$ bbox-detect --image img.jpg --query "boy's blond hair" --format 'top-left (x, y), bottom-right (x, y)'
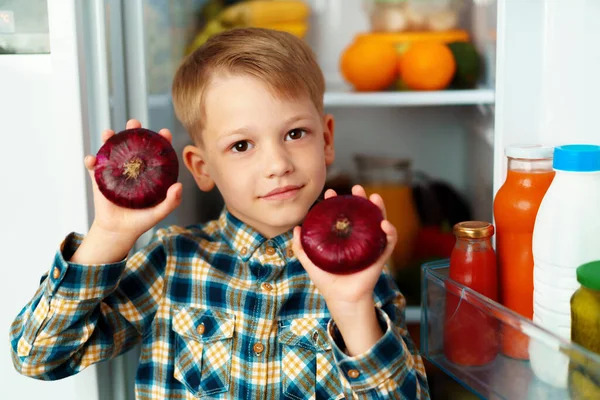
top-left (172, 27), bottom-right (325, 142)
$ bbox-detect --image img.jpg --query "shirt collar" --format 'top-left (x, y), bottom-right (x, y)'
top-left (218, 208), bottom-right (296, 262)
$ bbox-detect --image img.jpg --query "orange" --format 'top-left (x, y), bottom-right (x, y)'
top-left (340, 39), bottom-right (398, 91)
top-left (399, 41), bottom-right (456, 91)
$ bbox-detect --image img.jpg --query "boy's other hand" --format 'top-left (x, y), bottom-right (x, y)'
top-left (292, 185), bottom-right (398, 312)
top-left (84, 119), bottom-right (183, 242)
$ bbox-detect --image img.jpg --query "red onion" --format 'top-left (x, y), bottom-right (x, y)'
top-left (301, 195), bottom-right (387, 274)
top-left (94, 128), bottom-right (179, 209)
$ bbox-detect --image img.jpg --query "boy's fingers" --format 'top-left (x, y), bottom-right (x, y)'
top-left (84, 156), bottom-right (99, 190)
top-left (324, 189), bottom-right (337, 199)
top-left (152, 182), bottom-right (183, 220)
top-left (101, 129), bottom-right (114, 144)
top-left (369, 193), bottom-right (387, 219)
top-left (378, 220), bottom-right (397, 261)
top-left (351, 185), bottom-right (367, 198)
top-left (292, 227), bottom-right (311, 267)
top-left (158, 128), bottom-right (173, 144)
top-left (84, 155), bottom-right (96, 171)
top-left (126, 119), bottom-right (142, 130)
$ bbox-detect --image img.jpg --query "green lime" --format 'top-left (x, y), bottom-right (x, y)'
top-left (447, 41), bottom-right (482, 89)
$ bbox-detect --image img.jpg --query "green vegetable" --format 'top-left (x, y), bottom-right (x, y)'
top-left (447, 41), bottom-right (482, 89)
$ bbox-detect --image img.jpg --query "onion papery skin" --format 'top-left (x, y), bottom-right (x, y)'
top-left (301, 195), bottom-right (387, 274)
top-left (94, 128), bottom-right (179, 209)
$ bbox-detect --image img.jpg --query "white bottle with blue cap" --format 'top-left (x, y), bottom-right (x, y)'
top-left (529, 144), bottom-right (600, 388)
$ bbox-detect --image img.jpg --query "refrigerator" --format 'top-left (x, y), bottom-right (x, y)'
top-left (3, 0), bottom-right (600, 399)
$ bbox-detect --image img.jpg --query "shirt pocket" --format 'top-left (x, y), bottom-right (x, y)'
top-left (172, 307), bottom-right (235, 397)
top-left (278, 318), bottom-right (344, 400)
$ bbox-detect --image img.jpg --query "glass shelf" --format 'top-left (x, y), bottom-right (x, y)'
top-left (324, 87), bottom-right (495, 108)
top-left (420, 260), bottom-right (600, 400)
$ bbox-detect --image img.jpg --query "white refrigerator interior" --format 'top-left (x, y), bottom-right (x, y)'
top-left (2, 0), bottom-right (600, 399)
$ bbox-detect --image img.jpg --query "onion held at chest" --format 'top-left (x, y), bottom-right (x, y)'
top-left (300, 195), bottom-right (387, 274)
top-left (94, 128), bottom-right (179, 209)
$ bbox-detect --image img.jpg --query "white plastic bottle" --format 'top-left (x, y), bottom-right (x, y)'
top-left (530, 144), bottom-right (600, 388)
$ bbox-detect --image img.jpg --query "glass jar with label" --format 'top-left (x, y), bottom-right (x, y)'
top-left (494, 144), bottom-right (555, 360)
top-left (444, 221), bottom-right (499, 366)
top-left (354, 154), bottom-right (420, 271)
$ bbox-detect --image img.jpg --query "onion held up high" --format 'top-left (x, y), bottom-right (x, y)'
top-left (94, 128), bottom-right (179, 209)
top-left (300, 195), bottom-right (387, 274)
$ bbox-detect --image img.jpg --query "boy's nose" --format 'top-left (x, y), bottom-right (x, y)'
top-left (264, 146), bottom-right (294, 178)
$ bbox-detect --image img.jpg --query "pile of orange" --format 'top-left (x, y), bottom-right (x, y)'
top-left (340, 37), bottom-right (458, 92)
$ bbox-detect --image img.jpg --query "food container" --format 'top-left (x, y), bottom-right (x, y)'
top-left (421, 260), bottom-right (600, 399)
top-left (354, 154), bottom-right (420, 270)
top-left (363, 0), bottom-right (463, 33)
top-left (340, 29), bottom-right (472, 92)
top-left (493, 144), bottom-right (555, 360)
top-left (569, 260), bottom-right (600, 399)
top-left (444, 221), bottom-right (498, 366)
top-left (353, 29), bottom-right (469, 52)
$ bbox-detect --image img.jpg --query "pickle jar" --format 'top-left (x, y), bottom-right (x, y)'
top-left (569, 260), bottom-right (600, 398)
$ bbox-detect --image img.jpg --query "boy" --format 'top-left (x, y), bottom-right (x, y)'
top-left (10, 28), bottom-right (429, 399)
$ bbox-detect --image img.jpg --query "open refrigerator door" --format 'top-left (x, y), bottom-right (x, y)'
top-left (40, 0), bottom-right (600, 398)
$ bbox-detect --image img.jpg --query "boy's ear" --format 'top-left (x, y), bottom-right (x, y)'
top-left (323, 114), bottom-right (335, 165)
top-left (183, 144), bottom-right (215, 192)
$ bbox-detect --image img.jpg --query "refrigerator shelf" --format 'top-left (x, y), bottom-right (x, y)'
top-left (324, 86), bottom-right (495, 108)
top-left (145, 87), bottom-right (495, 112)
top-left (420, 260), bottom-right (600, 400)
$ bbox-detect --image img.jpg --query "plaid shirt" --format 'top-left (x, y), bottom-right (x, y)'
top-left (10, 209), bottom-right (429, 399)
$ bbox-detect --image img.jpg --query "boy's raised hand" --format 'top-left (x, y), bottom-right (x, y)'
top-left (84, 119), bottom-right (183, 242)
top-left (292, 185), bottom-right (398, 309)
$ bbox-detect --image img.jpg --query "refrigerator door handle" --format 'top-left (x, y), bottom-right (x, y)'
top-left (122, 0), bottom-right (150, 128)
top-left (79, 0), bottom-right (112, 154)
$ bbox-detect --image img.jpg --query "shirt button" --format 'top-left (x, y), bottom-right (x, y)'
top-left (240, 247), bottom-right (248, 255)
top-left (348, 369), bottom-right (360, 379)
top-left (196, 323), bottom-right (205, 335)
top-left (261, 282), bottom-right (273, 292)
top-left (265, 246), bottom-right (276, 255)
top-left (253, 342), bottom-right (265, 354)
top-left (286, 249), bottom-right (294, 258)
top-left (52, 267), bottom-right (60, 279)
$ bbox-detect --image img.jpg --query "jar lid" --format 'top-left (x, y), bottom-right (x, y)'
top-left (504, 144), bottom-right (554, 160)
top-left (453, 221), bottom-right (494, 239)
top-left (554, 144), bottom-right (600, 172)
top-left (576, 260), bottom-right (600, 291)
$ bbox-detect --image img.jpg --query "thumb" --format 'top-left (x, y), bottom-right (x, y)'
top-left (292, 226), bottom-right (320, 274)
top-left (152, 182), bottom-right (183, 220)
top-left (84, 155), bottom-right (99, 191)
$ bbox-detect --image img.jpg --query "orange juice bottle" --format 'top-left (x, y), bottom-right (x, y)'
top-left (355, 155), bottom-right (420, 271)
top-left (493, 145), bottom-right (555, 359)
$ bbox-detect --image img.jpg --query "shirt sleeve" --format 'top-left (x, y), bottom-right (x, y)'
top-left (9, 229), bottom-right (168, 381)
top-left (326, 269), bottom-right (431, 399)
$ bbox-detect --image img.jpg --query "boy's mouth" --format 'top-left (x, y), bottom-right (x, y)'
top-left (261, 185), bottom-right (304, 200)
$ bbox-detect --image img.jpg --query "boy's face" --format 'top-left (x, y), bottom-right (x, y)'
top-left (183, 74), bottom-right (335, 238)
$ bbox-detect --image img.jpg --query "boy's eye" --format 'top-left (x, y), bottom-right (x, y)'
top-left (231, 141), bottom-right (253, 153)
top-left (285, 129), bottom-right (306, 141)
